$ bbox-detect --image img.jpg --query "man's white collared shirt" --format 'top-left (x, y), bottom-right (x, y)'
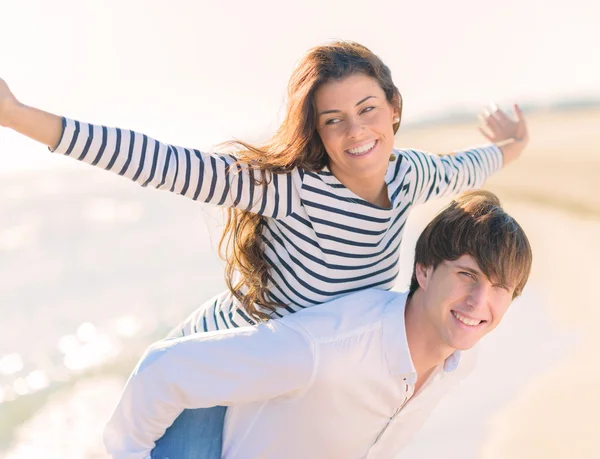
top-left (104, 289), bottom-right (474, 458)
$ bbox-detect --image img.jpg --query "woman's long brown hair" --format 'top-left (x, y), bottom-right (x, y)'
top-left (219, 41), bottom-right (402, 321)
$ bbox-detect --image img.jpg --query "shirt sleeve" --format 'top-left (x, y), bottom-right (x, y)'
top-left (401, 144), bottom-right (503, 206)
top-left (103, 322), bottom-right (314, 458)
top-left (50, 118), bottom-right (301, 218)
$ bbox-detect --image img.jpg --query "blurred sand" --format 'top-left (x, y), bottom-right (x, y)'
top-left (476, 210), bottom-right (600, 458)
top-left (401, 107), bottom-right (600, 458)
top-left (1, 107), bottom-right (598, 458)
top-left (3, 378), bottom-right (125, 459)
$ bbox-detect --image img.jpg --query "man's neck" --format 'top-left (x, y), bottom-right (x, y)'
top-left (404, 290), bottom-right (455, 383)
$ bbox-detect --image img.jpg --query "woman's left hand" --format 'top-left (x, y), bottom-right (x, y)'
top-left (478, 103), bottom-right (529, 166)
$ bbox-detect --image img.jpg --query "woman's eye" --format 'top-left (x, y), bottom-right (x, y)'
top-left (325, 118), bottom-right (341, 125)
top-left (361, 106), bottom-right (375, 114)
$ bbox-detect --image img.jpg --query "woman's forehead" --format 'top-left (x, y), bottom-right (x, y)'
top-left (314, 74), bottom-right (384, 109)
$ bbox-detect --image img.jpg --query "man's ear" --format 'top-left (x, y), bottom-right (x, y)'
top-left (415, 263), bottom-right (433, 290)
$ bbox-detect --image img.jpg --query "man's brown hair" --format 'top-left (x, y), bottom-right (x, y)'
top-left (408, 190), bottom-right (532, 299)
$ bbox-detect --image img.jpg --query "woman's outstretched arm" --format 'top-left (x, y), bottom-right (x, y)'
top-left (396, 103), bottom-right (529, 206)
top-left (0, 79), bottom-right (301, 218)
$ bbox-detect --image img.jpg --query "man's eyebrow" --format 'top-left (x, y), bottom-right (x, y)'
top-left (455, 264), bottom-right (513, 288)
top-left (454, 265), bottom-right (481, 275)
top-left (318, 95), bottom-right (377, 117)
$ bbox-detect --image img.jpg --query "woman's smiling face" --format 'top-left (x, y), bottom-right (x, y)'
top-left (314, 73), bottom-right (399, 188)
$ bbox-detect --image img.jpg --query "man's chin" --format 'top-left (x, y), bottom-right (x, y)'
top-left (447, 338), bottom-right (480, 352)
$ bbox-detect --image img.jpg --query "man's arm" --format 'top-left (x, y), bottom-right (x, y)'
top-left (103, 322), bottom-right (315, 458)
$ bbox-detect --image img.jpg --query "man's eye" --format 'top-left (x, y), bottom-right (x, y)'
top-left (460, 271), bottom-right (475, 280)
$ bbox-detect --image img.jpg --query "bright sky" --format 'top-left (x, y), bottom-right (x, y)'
top-left (1, 0), bottom-right (598, 172)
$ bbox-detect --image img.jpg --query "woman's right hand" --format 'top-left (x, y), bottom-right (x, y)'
top-left (0, 79), bottom-right (63, 147)
top-left (0, 78), bottom-right (20, 128)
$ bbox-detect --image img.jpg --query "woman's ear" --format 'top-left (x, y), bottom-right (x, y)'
top-left (393, 93), bottom-right (402, 122)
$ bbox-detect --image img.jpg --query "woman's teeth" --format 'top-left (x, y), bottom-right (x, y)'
top-left (452, 310), bottom-right (483, 327)
top-left (347, 140), bottom-right (376, 155)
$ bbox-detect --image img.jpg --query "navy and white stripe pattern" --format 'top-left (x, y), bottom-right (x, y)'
top-left (52, 118), bottom-right (503, 334)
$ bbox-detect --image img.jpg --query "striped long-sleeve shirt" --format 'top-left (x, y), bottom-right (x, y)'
top-left (51, 118), bottom-right (503, 332)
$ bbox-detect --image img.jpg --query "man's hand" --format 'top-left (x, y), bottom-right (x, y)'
top-left (479, 103), bottom-right (529, 166)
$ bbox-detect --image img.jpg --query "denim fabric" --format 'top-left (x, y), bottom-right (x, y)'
top-left (151, 406), bottom-right (226, 459)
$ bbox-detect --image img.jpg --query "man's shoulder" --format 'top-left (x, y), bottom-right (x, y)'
top-left (278, 289), bottom-right (407, 342)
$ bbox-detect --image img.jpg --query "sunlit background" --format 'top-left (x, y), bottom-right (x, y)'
top-left (1, 0), bottom-right (599, 457)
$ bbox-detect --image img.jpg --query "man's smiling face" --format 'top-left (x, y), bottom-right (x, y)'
top-left (416, 254), bottom-right (515, 351)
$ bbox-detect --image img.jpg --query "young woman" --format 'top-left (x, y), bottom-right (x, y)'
top-left (0, 41), bottom-right (527, 458)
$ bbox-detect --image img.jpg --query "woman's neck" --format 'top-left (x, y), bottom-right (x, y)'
top-left (355, 182), bottom-right (390, 208)
top-left (331, 166), bottom-right (390, 208)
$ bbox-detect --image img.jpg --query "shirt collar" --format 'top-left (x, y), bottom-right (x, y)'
top-left (443, 350), bottom-right (461, 372)
top-left (381, 292), bottom-right (462, 377)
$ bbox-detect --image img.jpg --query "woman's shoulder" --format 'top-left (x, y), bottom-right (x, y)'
top-left (393, 147), bottom-right (427, 158)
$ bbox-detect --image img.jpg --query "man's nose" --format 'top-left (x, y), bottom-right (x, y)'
top-left (467, 284), bottom-right (490, 310)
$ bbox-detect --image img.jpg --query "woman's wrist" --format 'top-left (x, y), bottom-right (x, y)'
top-left (497, 138), bottom-right (527, 166)
top-left (1, 101), bottom-right (63, 148)
top-left (0, 98), bottom-right (23, 129)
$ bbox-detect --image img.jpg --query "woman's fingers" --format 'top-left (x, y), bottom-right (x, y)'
top-left (492, 107), bottom-right (512, 126)
top-left (513, 104), bottom-right (529, 141)
top-left (481, 109), bottom-right (504, 134)
top-left (514, 103), bottom-right (525, 122)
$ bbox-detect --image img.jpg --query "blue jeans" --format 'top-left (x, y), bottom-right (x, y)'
top-left (151, 406), bottom-right (226, 459)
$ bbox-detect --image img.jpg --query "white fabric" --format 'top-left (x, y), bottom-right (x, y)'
top-left (104, 289), bottom-right (474, 458)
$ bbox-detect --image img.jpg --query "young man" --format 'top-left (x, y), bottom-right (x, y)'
top-left (104, 190), bottom-right (532, 459)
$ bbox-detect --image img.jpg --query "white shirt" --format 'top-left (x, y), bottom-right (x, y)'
top-left (104, 289), bottom-right (475, 458)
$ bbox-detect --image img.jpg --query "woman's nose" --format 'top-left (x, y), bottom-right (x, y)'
top-left (346, 117), bottom-right (365, 138)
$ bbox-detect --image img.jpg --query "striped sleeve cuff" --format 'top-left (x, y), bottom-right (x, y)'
top-left (48, 116), bottom-right (72, 154)
top-left (487, 143), bottom-right (504, 170)
top-left (479, 143), bottom-right (504, 172)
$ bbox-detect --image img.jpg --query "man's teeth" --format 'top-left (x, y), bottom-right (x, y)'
top-left (347, 141), bottom-right (376, 155)
top-left (452, 311), bottom-right (482, 327)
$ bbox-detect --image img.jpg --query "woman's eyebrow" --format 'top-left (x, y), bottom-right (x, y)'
top-left (318, 95), bottom-right (377, 117)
